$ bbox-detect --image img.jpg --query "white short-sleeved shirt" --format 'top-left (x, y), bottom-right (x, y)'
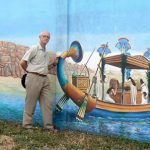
top-left (22, 45), bottom-right (56, 75)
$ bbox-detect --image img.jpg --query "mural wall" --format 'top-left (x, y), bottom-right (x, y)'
top-left (1, 0), bottom-right (150, 142)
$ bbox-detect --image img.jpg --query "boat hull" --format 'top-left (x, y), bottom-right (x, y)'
top-left (63, 83), bottom-right (96, 112)
top-left (96, 100), bottom-right (150, 112)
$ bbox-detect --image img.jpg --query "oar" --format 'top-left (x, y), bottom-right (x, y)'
top-left (55, 94), bottom-right (69, 112)
top-left (76, 95), bottom-right (88, 120)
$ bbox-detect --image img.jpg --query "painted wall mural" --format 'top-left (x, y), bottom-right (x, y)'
top-left (1, 0), bottom-right (150, 142)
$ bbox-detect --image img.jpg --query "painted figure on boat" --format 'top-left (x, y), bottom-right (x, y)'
top-left (140, 78), bottom-right (148, 104)
top-left (128, 77), bottom-right (137, 105)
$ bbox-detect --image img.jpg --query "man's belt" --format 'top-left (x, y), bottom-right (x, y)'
top-left (29, 72), bottom-right (47, 77)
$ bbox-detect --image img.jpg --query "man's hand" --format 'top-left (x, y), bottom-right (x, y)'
top-left (48, 56), bottom-right (59, 70)
top-left (53, 56), bottom-right (59, 66)
top-left (20, 60), bottom-right (28, 72)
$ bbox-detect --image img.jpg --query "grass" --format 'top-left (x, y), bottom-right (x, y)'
top-left (0, 121), bottom-right (150, 150)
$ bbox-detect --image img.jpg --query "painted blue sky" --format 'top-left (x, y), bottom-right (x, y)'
top-left (1, 0), bottom-right (150, 59)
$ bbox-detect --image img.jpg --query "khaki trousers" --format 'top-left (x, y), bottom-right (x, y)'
top-left (23, 73), bottom-right (52, 128)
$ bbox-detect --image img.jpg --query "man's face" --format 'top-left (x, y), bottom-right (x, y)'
top-left (39, 32), bottom-right (50, 45)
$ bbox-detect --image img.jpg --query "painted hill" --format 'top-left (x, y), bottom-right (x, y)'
top-left (0, 41), bottom-right (93, 78)
top-left (0, 41), bottom-right (28, 77)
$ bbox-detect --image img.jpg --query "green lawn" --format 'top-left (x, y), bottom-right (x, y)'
top-left (0, 121), bottom-right (150, 150)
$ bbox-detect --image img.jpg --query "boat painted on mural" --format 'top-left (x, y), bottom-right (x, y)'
top-left (56, 39), bottom-right (150, 119)
top-left (54, 39), bottom-right (150, 142)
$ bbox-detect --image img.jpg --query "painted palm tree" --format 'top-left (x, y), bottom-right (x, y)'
top-left (97, 43), bottom-right (111, 56)
top-left (125, 52), bottom-right (131, 80)
top-left (116, 38), bottom-right (131, 104)
top-left (97, 43), bottom-right (111, 100)
top-left (144, 48), bottom-right (150, 59)
top-left (97, 43), bottom-right (111, 76)
top-left (144, 48), bottom-right (150, 102)
top-left (116, 38), bottom-right (131, 54)
top-left (126, 68), bottom-right (131, 80)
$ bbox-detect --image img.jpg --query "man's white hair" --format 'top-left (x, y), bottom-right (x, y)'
top-left (39, 31), bottom-right (50, 37)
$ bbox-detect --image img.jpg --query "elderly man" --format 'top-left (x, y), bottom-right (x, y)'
top-left (20, 31), bottom-right (58, 130)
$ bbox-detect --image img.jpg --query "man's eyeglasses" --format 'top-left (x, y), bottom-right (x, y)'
top-left (41, 35), bottom-right (50, 39)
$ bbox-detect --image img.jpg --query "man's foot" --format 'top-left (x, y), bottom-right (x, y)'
top-left (44, 126), bottom-right (58, 133)
top-left (23, 125), bottom-right (33, 129)
top-left (23, 125), bottom-right (38, 130)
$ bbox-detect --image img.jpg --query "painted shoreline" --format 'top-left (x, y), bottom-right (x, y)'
top-left (0, 75), bottom-right (59, 95)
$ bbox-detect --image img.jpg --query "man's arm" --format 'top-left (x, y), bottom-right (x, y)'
top-left (20, 46), bottom-right (37, 72)
top-left (48, 56), bottom-right (59, 70)
top-left (20, 60), bottom-right (28, 72)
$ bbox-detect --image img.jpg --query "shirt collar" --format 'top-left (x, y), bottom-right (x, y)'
top-left (38, 44), bottom-right (46, 51)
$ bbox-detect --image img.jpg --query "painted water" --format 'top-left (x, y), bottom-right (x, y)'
top-left (0, 93), bottom-right (42, 125)
top-left (54, 104), bottom-right (150, 142)
top-left (1, 92), bottom-right (150, 142)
